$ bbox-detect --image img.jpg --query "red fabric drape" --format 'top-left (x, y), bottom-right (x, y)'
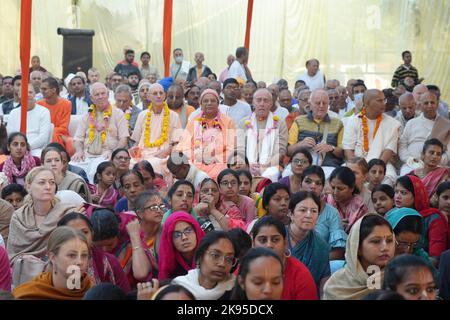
top-left (20, 0), bottom-right (32, 133)
top-left (244, 0), bottom-right (254, 50)
top-left (163, 0), bottom-right (173, 77)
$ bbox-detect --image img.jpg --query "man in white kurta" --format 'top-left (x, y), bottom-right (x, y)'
top-left (399, 92), bottom-right (450, 175)
top-left (7, 84), bottom-right (52, 157)
top-left (238, 88), bottom-right (288, 182)
top-left (131, 83), bottom-right (182, 176)
top-left (343, 89), bottom-right (401, 186)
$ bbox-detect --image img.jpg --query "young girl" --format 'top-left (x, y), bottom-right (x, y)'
top-left (383, 254), bottom-right (437, 300)
top-left (1, 183), bottom-right (27, 210)
top-left (367, 159), bottom-right (386, 192)
top-left (346, 157), bottom-right (374, 212)
top-left (89, 161), bottom-right (119, 210)
top-left (371, 184), bottom-right (395, 216)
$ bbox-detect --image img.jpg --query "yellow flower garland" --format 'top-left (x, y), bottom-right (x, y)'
top-left (88, 104), bottom-right (112, 144)
top-left (124, 108), bottom-right (131, 129)
top-left (144, 102), bottom-right (170, 148)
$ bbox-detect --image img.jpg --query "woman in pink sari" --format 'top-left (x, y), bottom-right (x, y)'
top-left (217, 169), bottom-right (257, 230)
top-left (411, 138), bottom-right (449, 198)
top-left (326, 167), bottom-right (368, 233)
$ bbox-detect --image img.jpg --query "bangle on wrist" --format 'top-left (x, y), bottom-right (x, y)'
top-left (217, 215), bottom-right (226, 223)
top-left (133, 245), bottom-right (142, 251)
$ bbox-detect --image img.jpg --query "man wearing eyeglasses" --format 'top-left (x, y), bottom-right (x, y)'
top-left (343, 89), bottom-right (401, 186)
top-left (288, 89), bottom-right (344, 178)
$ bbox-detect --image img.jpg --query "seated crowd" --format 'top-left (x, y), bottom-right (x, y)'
top-left (0, 48), bottom-right (449, 301)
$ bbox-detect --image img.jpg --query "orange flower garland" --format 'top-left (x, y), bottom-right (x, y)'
top-left (360, 108), bottom-right (382, 153)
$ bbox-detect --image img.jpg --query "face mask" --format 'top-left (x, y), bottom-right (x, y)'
top-left (175, 56), bottom-right (183, 63)
top-left (354, 93), bottom-right (364, 102)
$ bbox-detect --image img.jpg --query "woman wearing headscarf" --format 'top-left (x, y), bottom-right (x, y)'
top-left (323, 214), bottom-right (395, 300)
top-left (394, 175), bottom-right (448, 258)
top-left (158, 212), bottom-right (205, 281)
top-left (176, 89), bottom-right (236, 180)
top-left (385, 207), bottom-right (436, 275)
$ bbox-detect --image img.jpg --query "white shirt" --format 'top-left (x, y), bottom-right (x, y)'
top-left (227, 60), bottom-right (247, 82)
top-left (186, 165), bottom-right (210, 189)
top-left (224, 100), bottom-right (252, 126)
top-left (272, 105), bottom-right (289, 121)
top-left (343, 113), bottom-right (401, 161)
top-left (297, 70), bottom-right (325, 91)
top-left (75, 96), bottom-right (90, 115)
top-left (399, 114), bottom-right (450, 162)
top-left (7, 105), bottom-right (52, 151)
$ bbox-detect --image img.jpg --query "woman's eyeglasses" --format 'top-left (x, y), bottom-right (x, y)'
top-left (144, 204), bottom-right (166, 212)
top-left (173, 226), bottom-right (194, 240)
top-left (292, 159), bottom-right (309, 166)
top-left (206, 250), bottom-right (238, 267)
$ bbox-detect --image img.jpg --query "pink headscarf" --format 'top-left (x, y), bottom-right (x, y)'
top-left (199, 88), bottom-right (220, 104)
top-left (158, 211), bottom-right (205, 280)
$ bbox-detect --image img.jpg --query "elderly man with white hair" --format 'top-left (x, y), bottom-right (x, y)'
top-left (71, 82), bottom-right (129, 182)
top-left (130, 83), bottom-right (182, 174)
top-left (237, 88), bottom-right (288, 181)
top-left (395, 92), bottom-right (419, 133)
top-left (399, 91), bottom-right (450, 175)
top-left (288, 89), bottom-right (344, 178)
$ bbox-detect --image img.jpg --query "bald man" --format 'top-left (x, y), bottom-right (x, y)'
top-left (343, 89), bottom-right (401, 186)
top-left (72, 82), bottom-right (129, 182)
top-left (131, 83), bottom-right (182, 174)
top-left (395, 92), bottom-right (419, 132)
top-left (288, 89), bottom-right (344, 177)
top-left (297, 58), bottom-right (326, 91)
top-left (399, 91), bottom-right (450, 174)
top-left (237, 88), bottom-right (288, 181)
top-left (412, 84), bottom-right (428, 104)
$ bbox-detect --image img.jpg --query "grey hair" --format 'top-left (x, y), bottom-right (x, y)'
top-left (309, 88), bottom-right (328, 103)
top-left (134, 190), bottom-right (163, 212)
top-left (327, 88), bottom-right (339, 95)
top-left (138, 81), bottom-right (152, 92)
top-left (115, 84), bottom-right (133, 97)
top-left (89, 82), bottom-right (108, 96)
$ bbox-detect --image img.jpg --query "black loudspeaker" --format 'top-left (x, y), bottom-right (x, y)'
top-left (57, 28), bottom-right (95, 78)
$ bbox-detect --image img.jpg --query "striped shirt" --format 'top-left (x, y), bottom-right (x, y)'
top-left (391, 64), bottom-right (419, 87)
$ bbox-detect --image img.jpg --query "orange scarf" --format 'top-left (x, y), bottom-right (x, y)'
top-left (13, 272), bottom-right (92, 300)
top-left (360, 108), bottom-right (382, 153)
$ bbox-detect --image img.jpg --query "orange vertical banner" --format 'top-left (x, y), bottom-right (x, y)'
top-left (20, 0), bottom-right (32, 133)
top-left (244, 0), bottom-right (254, 50)
top-left (163, 0), bottom-right (173, 77)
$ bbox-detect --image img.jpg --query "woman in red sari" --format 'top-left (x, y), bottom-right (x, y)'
top-left (410, 139), bottom-right (449, 198)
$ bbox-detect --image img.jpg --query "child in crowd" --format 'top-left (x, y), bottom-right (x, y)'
top-left (1, 183), bottom-right (27, 210)
top-left (89, 161), bottom-right (119, 210)
top-left (367, 159), bottom-right (386, 191)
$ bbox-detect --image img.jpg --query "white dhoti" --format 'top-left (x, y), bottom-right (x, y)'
top-left (70, 156), bottom-right (109, 183)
